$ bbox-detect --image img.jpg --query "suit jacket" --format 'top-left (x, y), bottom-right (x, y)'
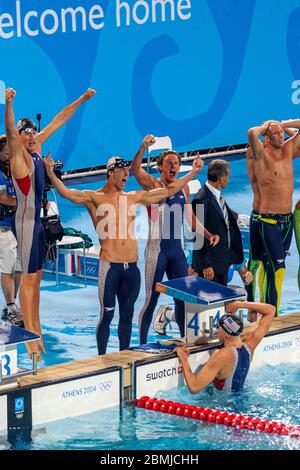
top-left (192, 185), bottom-right (244, 276)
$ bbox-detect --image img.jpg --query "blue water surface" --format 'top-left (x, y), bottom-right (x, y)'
top-left (5, 157), bottom-right (300, 450)
top-left (2, 363), bottom-right (299, 451)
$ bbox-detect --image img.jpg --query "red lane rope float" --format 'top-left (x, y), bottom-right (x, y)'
top-left (132, 397), bottom-right (300, 439)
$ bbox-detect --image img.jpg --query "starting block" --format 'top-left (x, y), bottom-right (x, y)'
top-left (156, 276), bottom-right (246, 343)
top-left (0, 321), bottom-right (40, 387)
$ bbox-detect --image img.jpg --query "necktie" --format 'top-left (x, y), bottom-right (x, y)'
top-left (220, 195), bottom-right (231, 247)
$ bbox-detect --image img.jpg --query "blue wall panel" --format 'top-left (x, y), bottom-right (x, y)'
top-left (0, 0), bottom-right (300, 169)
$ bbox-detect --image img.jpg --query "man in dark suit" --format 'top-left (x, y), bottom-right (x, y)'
top-left (192, 159), bottom-right (244, 285)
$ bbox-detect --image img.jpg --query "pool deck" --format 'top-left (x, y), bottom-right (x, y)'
top-left (1, 311), bottom-right (299, 395)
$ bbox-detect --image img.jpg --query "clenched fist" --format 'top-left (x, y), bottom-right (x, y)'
top-left (5, 88), bottom-right (16, 102)
top-left (142, 134), bottom-right (156, 148)
top-left (81, 88), bottom-right (96, 102)
top-left (192, 155), bottom-right (204, 175)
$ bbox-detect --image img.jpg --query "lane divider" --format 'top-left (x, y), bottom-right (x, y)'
top-left (131, 397), bottom-right (300, 438)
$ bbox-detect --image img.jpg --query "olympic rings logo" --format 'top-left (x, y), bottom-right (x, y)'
top-left (294, 337), bottom-right (300, 347)
top-left (98, 380), bottom-right (112, 391)
top-left (86, 265), bottom-right (97, 274)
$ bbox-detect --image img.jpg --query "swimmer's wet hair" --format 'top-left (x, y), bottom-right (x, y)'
top-left (157, 150), bottom-right (181, 170)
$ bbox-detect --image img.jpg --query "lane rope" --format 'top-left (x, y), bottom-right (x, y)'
top-left (132, 396), bottom-right (300, 438)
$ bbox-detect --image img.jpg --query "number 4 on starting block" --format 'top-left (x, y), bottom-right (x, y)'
top-left (186, 307), bottom-right (224, 343)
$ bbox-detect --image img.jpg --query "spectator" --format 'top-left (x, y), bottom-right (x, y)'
top-left (0, 135), bottom-right (23, 326)
top-left (191, 159), bottom-right (245, 285)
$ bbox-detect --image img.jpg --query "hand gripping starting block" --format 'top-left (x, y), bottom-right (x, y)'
top-left (156, 276), bottom-right (246, 343)
top-left (0, 321), bottom-right (40, 387)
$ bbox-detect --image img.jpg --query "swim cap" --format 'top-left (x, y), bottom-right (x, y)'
top-left (17, 117), bottom-right (37, 133)
top-left (218, 314), bottom-right (243, 336)
top-left (106, 156), bottom-right (130, 171)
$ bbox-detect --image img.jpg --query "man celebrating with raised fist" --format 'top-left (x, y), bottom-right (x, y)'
top-left (5, 87), bottom-right (96, 361)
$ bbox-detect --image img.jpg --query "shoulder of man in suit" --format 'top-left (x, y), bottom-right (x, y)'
top-left (192, 192), bottom-right (205, 202)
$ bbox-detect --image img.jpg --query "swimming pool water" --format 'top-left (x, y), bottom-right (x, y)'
top-left (5, 157), bottom-right (300, 451)
top-left (2, 363), bottom-right (300, 451)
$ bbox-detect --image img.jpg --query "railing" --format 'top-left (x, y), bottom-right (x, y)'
top-left (61, 145), bottom-right (248, 185)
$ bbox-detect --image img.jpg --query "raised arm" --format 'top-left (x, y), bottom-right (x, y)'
top-left (246, 147), bottom-right (256, 184)
top-left (136, 156), bottom-right (204, 205)
top-left (167, 156), bottom-right (203, 196)
top-left (131, 134), bottom-right (161, 190)
top-left (281, 119), bottom-right (300, 158)
top-left (134, 187), bottom-right (168, 206)
top-left (284, 127), bottom-right (297, 138)
top-left (38, 88), bottom-right (96, 144)
top-left (44, 154), bottom-right (94, 205)
top-left (175, 347), bottom-right (225, 394)
top-left (247, 122), bottom-right (269, 161)
top-left (4, 89), bottom-right (22, 155)
top-left (5, 88), bottom-right (29, 178)
top-left (226, 300), bottom-right (275, 351)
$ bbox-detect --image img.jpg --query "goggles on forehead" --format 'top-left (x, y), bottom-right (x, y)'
top-left (21, 128), bottom-right (37, 135)
top-left (17, 118), bottom-right (37, 133)
top-left (106, 157), bottom-right (130, 172)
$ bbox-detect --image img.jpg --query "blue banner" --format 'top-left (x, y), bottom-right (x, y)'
top-left (1, 0), bottom-right (300, 169)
